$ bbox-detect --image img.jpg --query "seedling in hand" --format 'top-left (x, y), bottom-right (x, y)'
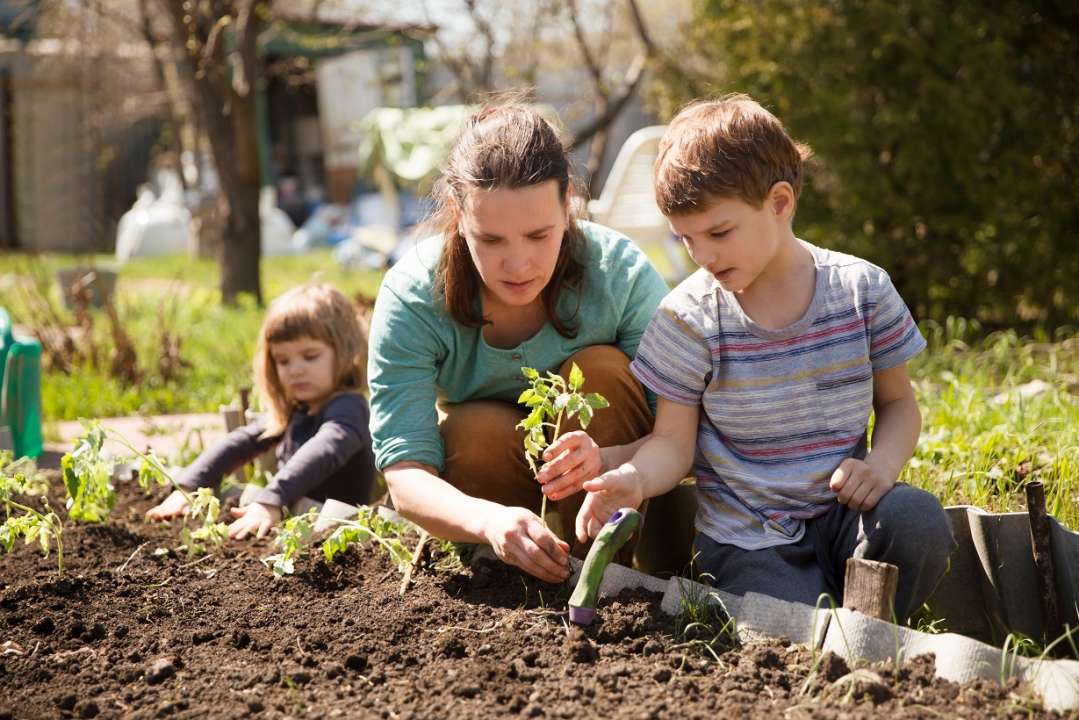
top-left (516, 363), bottom-right (609, 525)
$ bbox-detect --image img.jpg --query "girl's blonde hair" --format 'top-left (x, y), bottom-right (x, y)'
top-left (254, 284), bottom-right (368, 435)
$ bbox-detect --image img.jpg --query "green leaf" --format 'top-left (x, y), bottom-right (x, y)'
top-left (585, 393), bottom-right (610, 409)
top-left (517, 388), bottom-right (535, 405)
top-left (568, 362), bottom-right (584, 391)
top-left (522, 367), bottom-right (540, 381)
top-left (579, 404), bottom-right (594, 429)
top-left (553, 393), bottom-right (570, 413)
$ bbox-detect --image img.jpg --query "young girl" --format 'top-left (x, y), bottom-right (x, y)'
top-left (147, 284), bottom-right (376, 540)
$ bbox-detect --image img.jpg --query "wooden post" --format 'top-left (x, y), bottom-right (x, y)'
top-left (843, 558), bottom-right (899, 621)
top-left (1025, 481), bottom-right (1063, 646)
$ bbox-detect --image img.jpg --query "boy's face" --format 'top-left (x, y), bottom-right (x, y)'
top-left (667, 188), bottom-right (792, 295)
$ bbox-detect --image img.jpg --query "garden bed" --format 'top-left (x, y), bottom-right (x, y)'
top-left (0, 476), bottom-right (1057, 719)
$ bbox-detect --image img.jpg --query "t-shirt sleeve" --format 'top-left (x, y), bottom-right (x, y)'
top-left (629, 297), bottom-right (711, 406)
top-left (255, 395), bottom-right (371, 507)
top-left (367, 282), bottom-right (446, 472)
top-left (868, 271), bottom-right (926, 372)
top-left (614, 257), bottom-right (670, 362)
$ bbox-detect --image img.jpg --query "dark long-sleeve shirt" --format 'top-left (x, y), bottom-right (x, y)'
top-left (176, 393), bottom-right (376, 508)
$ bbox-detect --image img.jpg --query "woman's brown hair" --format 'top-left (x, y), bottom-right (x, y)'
top-left (253, 284), bottom-right (368, 435)
top-left (430, 104), bottom-right (585, 337)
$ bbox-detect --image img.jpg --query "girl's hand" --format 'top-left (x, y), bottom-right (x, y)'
top-left (576, 464), bottom-right (644, 543)
top-left (482, 506), bottom-right (571, 584)
top-left (829, 458), bottom-right (895, 511)
top-left (535, 431), bottom-right (602, 501)
top-left (146, 489), bottom-right (190, 521)
top-left (228, 502), bottom-right (283, 540)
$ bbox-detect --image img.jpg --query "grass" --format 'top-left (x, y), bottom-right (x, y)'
top-left (0, 251), bottom-right (381, 419)
top-left (2, 253), bottom-right (1077, 530)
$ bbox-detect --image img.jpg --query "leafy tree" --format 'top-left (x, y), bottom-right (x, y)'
top-left (651, 0), bottom-right (1079, 329)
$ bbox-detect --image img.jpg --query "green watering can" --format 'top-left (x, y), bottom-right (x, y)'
top-left (0, 307), bottom-right (43, 459)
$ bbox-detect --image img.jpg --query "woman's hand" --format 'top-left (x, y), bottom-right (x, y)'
top-left (146, 489), bottom-right (190, 521)
top-left (228, 502), bottom-right (283, 540)
top-left (576, 464), bottom-right (645, 543)
top-left (483, 506), bottom-right (570, 583)
top-left (534, 431), bottom-right (603, 501)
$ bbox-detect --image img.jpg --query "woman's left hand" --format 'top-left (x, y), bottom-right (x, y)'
top-left (228, 502), bottom-right (283, 540)
top-left (535, 431), bottom-right (603, 501)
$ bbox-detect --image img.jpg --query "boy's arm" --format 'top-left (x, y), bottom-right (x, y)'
top-left (576, 398), bottom-right (699, 542)
top-left (830, 362), bottom-right (921, 511)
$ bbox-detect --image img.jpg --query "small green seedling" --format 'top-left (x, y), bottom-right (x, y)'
top-left (516, 363), bottom-right (609, 524)
top-left (322, 506), bottom-right (412, 571)
top-left (61, 424), bottom-right (116, 523)
top-left (0, 452), bottom-right (64, 575)
top-left (178, 488), bottom-right (228, 556)
top-left (263, 508), bottom-right (319, 577)
top-left (263, 506), bottom-right (415, 577)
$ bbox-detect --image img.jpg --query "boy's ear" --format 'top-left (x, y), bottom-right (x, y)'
top-left (769, 182), bottom-right (796, 219)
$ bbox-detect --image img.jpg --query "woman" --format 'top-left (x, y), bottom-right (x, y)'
top-left (368, 104), bottom-right (689, 583)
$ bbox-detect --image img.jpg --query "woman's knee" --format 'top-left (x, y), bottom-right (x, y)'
top-left (440, 401), bottom-right (529, 489)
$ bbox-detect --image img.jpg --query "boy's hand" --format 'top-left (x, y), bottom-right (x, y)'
top-left (535, 431), bottom-right (602, 501)
top-left (829, 458), bottom-right (895, 511)
top-left (576, 464), bottom-right (644, 543)
top-left (146, 489), bottom-right (190, 521)
top-left (482, 506), bottom-right (570, 584)
top-left (228, 502), bottom-right (282, 540)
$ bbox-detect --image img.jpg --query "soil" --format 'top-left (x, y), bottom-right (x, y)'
top-left (0, 475), bottom-right (1063, 719)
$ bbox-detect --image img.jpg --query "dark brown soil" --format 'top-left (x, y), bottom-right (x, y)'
top-left (0, 475), bottom-right (1061, 719)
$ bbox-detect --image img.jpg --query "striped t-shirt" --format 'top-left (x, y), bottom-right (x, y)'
top-left (630, 242), bottom-right (926, 550)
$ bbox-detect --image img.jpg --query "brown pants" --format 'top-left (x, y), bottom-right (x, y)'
top-left (439, 345), bottom-right (696, 576)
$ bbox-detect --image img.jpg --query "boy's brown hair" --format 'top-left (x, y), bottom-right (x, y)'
top-left (254, 284), bottom-right (368, 435)
top-left (655, 94), bottom-right (813, 215)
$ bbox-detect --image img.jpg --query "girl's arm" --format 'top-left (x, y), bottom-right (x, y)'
top-left (385, 461), bottom-right (571, 584)
top-left (148, 421), bottom-right (276, 521)
top-left (576, 397), bottom-right (699, 542)
top-left (830, 362), bottom-right (921, 510)
top-left (174, 421), bottom-right (277, 491)
top-left (252, 395), bottom-right (368, 508)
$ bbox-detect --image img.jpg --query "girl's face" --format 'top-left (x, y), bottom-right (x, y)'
top-left (458, 180), bottom-right (569, 311)
top-left (270, 336), bottom-right (337, 410)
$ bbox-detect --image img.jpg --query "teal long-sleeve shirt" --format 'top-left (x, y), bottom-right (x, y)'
top-left (368, 220), bottom-right (670, 472)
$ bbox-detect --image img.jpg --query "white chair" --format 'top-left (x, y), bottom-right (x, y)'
top-left (587, 125), bottom-right (690, 283)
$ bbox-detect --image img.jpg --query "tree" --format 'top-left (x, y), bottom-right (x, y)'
top-left (160, 0), bottom-right (266, 305)
top-left (652, 0), bottom-right (1079, 329)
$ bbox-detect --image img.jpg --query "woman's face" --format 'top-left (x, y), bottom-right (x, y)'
top-left (458, 179), bottom-right (569, 311)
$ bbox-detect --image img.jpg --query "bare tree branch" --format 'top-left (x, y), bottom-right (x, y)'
top-left (568, 51), bottom-right (645, 150)
top-left (566, 0), bottom-right (606, 98)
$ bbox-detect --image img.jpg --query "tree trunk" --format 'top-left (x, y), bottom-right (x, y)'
top-left (218, 92), bottom-right (262, 305)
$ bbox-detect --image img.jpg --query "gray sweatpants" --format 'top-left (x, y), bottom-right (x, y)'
top-left (693, 484), bottom-right (957, 623)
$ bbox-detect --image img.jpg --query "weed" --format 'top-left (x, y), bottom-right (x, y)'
top-left (671, 574), bottom-right (738, 663)
top-left (516, 363), bottom-right (609, 524)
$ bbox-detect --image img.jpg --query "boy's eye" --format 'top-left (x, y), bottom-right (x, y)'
top-left (709, 230), bottom-right (730, 239)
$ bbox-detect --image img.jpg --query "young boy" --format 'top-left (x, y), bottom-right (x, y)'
top-left (575, 95), bottom-right (956, 622)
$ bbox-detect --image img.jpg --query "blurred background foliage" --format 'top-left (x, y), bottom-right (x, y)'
top-left (649, 0), bottom-right (1079, 330)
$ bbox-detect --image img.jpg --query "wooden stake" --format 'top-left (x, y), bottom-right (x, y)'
top-left (399, 530), bottom-right (430, 596)
top-left (1025, 481), bottom-right (1063, 646)
top-left (843, 558), bottom-right (899, 621)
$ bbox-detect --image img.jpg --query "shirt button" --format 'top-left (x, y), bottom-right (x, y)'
top-left (511, 353), bottom-right (523, 361)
